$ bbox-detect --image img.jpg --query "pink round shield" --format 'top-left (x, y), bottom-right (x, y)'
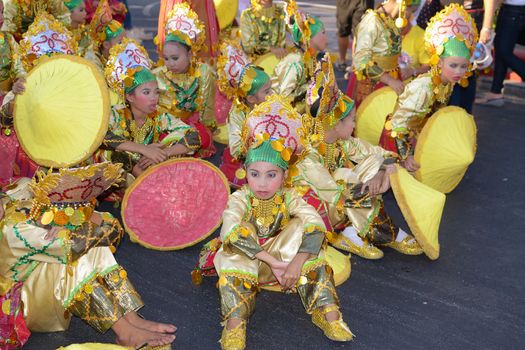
top-left (122, 158), bottom-right (230, 250)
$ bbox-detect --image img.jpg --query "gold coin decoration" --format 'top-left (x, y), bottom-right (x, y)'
top-left (298, 276), bottom-right (308, 285)
top-left (64, 207), bottom-right (75, 216)
top-left (69, 210), bottom-right (85, 226)
top-left (235, 168), bottom-right (246, 179)
top-left (40, 210), bottom-right (54, 225)
top-left (53, 211), bottom-right (69, 226)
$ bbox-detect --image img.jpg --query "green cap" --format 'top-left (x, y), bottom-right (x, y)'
top-left (165, 32), bottom-right (192, 48)
top-left (63, 0), bottom-right (83, 11)
top-left (441, 37), bottom-right (471, 60)
top-left (292, 15), bottom-right (324, 45)
top-left (104, 20), bottom-right (124, 42)
top-left (124, 67), bottom-right (157, 94)
top-left (339, 96), bottom-right (355, 120)
top-left (245, 66), bottom-right (270, 96)
top-left (245, 140), bottom-right (288, 170)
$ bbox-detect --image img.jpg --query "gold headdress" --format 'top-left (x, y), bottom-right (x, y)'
top-left (18, 12), bottom-right (78, 71)
top-left (157, 2), bottom-right (205, 54)
top-left (104, 37), bottom-right (154, 99)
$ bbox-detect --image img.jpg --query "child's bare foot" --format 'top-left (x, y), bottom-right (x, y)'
top-left (125, 311), bottom-right (177, 333)
top-left (113, 317), bottom-right (176, 348)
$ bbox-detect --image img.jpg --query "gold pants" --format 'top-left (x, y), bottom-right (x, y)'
top-left (214, 218), bottom-right (338, 320)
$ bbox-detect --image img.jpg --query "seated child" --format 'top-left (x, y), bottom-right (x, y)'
top-left (214, 103), bottom-right (354, 350)
top-left (154, 2), bottom-right (216, 158)
top-left (101, 39), bottom-right (201, 177)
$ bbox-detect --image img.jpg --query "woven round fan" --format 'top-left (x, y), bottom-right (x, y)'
top-left (261, 246), bottom-right (351, 292)
top-left (14, 56), bottom-right (109, 167)
top-left (254, 53), bottom-right (279, 76)
top-left (355, 86), bottom-right (397, 145)
top-left (122, 158), bottom-right (230, 250)
top-left (214, 0), bottom-right (238, 29)
top-left (415, 106), bottom-right (477, 193)
top-left (390, 165), bottom-right (446, 260)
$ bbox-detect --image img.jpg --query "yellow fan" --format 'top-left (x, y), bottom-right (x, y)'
top-left (390, 165), bottom-right (446, 260)
top-left (213, 124), bottom-right (229, 145)
top-left (214, 0), bottom-right (239, 29)
top-left (355, 86), bottom-right (397, 145)
top-left (254, 53), bottom-right (279, 76)
top-left (58, 344), bottom-right (130, 350)
top-left (14, 56), bottom-right (109, 167)
top-left (261, 246), bottom-right (351, 292)
top-left (415, 106), bottom-right (477, 193)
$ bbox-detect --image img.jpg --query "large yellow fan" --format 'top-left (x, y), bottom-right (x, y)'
top-left (254, 52), bottom-right (279, 76)
top-left (261, 246), bottom-right (351, 292)
top-left (415, 106), bottom-right (477, 193)
top-left (214, 0), bottom-right (239, 29)
top-left (14, 56), bottom-right (109, 167)
top-left (390, 165), bottom-right (446, 260)
top-left (355, 86), bottom-right (397, 145)
top-left (58, 344), bottom-right (129, 350)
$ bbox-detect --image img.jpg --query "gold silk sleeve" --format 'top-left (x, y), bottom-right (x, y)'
top-left (50, 0), bottom-right (72, 26)
top-left (286, 189), bottom-right (326, 256)
top-left (294, 150), bottom-right (343, 207)
top-left (2, 0), bottom-right (19, 33)
top-left (227, 103), bottom-right (246, 159)
top-left (352, 11), bottom-right (385, 81)
top-left (220, 187), bottom-right (263, 259)
top-left (390, 75), bottom-right (433, 135)
top-left (341, 137), bottom-right (395, 164)
top-left (198, 63), bottom-right (217, 129)
top-left (157, 113), bottom-right (201, 152)
top-left (240, 9), bottom-right (259, 55)
top-left (272, 53), bottom-right (306, 101)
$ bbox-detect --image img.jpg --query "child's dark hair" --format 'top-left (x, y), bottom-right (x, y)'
top-left (309, 87), bottom-right (324, 118)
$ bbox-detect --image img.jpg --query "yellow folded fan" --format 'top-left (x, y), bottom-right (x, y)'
top-left (261, 246), bottom-right (351, 292)
top-left (390, 165), bottom-right (446, 260)
top-left (415, 106), bottom-right (477, 194)
top-left (214, 0), bottom-right (239, 29)
top-left (355, 86), bottom-right (397, 145)
top-left (14, 56), bottom-right (110, 167)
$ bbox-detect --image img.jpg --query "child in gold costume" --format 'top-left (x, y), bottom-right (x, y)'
top-left (297, 54), bottom-right (423, 259)
top-left (101, 38), bottom-right (201, 177)
top-left (379, 4), bottom-right (478, 172)
top-left (154, 2), bottom-right (216, 158)
top-left (0, 163), bottom-right (177, 349)
top-left (1, 0), bottom-right (70, 36)
top-left (348, 0), bottom-right (420, 106)
top-left (216, 42), bottom-right (272, 187)
top-left (214, 98), bottom-right (354, 350)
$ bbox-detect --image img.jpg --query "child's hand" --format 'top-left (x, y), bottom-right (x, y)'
top-left (401, 155), bottom-right (420, 172)
top-left (0, 205), bottom-right (4, 221)
top-left (362, 171), bottom-right (384, 196)
top-left (281, 259), bottom-right (303, 290)
top-left (141, 143), bottom-right (168, 164)
top-left (12, 78), bottom-right (26, 95)
top-left (44, 226), bottom-right (66, 240)
top-left (270, 260), bottom-right (288, 286)
top-left (388, 79), bottom-right (404, 95)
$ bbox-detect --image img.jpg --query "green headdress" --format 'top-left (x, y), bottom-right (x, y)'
top-left (123, 66), bottom-right (157, 94)
top-left (291, 15), bottom-right (324, 46)
top-left (245, 135), bottom-right (289, 170)
top-left (103, 20), bottom-right (124, 42)
top-left (63, 0), bottom-right (83, 11)
top-left (160, 3), bottom-right (205, 53)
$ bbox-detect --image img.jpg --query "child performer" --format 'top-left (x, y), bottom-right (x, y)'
top-left (214, 99), bottom-right (354, 350)
top-left (0, 163), bottom-right (176, 348)
top-left (101, 39), bottom-right (201, 177)
top-left (301, 54), bottom-right (422, 257)
top-left (239, 0), bottom-right (288, 59)
top-left (348, 0), bottom-right (420, 106)
top-left (379, 4), bottom-right (478, 172)
top-left (154, 2), bottom-right (216, 158)
top-left (217, 42), bottom-right (272, 187)
top-left (272, 1), bottom-right (328, 110)
top-left (1, 0), bottom-right (71, 36)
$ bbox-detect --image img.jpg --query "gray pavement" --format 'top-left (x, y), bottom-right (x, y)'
top-left (23, 1), bottom-right (525, 349)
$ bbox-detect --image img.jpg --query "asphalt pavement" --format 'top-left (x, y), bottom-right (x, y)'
top-left (23, 1), bottom-right (525, 349)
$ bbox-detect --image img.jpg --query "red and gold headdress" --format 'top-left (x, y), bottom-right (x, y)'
top-left (18, 12), bottom-right (78, 71)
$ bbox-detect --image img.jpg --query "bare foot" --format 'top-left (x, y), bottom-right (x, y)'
top-left (113, 317), bottom-right (176, 348)
top-left (125, 311), bottom-right (177, 333)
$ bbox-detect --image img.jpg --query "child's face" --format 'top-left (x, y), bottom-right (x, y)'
top-left (71, 3), bottom-right (87, 26)
top-left (126, 81), bottom-right (160, 115)
top-left (439, 56), bottom-right (469, 83)
top-left (310, 29), bottom-right (328, 52)
top-left (163, 41), bottom-right (192, 74)
top-left (102, 31), bottom-right (125, 57)
top-left (333, 109), bottom-right (356, 140)
top-left (246, 80), bottom-right (272, 107)
top-left (258, 0), bottom-right (273, 8)
top-left (246, 161), bottom-right (286, 200)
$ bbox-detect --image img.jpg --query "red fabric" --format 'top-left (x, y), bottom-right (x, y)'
top-left (378, 127), bottom-right (398, 154)
top-left (0, 282), bottom-right (31, 349)
top-left (189, 118), bottom-right (216, 158)
top-left (214, 87), bottom-right (232, 126)
top-left (85, 0), bottom-right (126, 24)
top-left (0, 132), bottom-right (38, 187)
top-left (219, 147), bottom-right (246, 188)
top-left (302, 189), bottom-right (333, 232)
